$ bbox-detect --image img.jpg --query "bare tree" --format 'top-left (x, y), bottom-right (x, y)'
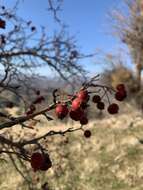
top-left (109, 0), bottom-right (143, 90)
top-left (0, 1), bottom-right (94, 107)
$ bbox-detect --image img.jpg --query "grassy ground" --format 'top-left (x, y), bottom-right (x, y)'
top-left (1, 103), bottom-right (143, 189)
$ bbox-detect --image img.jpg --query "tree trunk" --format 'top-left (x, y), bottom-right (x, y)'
top-left (136, 63), bottom-right (142, 91)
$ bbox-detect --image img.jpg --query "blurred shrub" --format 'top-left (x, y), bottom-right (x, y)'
top-left (102, 65), bottom-right (135, 91)
top-left (101, 63), bottom-right (143, 108)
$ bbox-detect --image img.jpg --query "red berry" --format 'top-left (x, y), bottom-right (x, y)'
top-left (115, 90), bottom-right (127, 101)
top-left (0, 19), bottom-right (6, 29)
top-left (55, 104), bottom-right (68, 119)
top-left (116, 84), bottom-right (125, 91)
top-left (77, 90), bottom-right (89, 102)
top-left (97, 101), bottom-right (105, 110)
top-left (36, 90), bottom-right (40, 95)
top-left (31, 152), bottom-right (44, 172)
top-left (84, 130), bottom-right (91, 138)
top-left (69, 109), bottom-right (84, 121)
top-left (40, 154), bottom-right (52, 171)
top-left (92, 95), bottom-right (101, 103)
top-left (71, 98), bottom-right (82, 111)
top-left (81, 102), bottom-right (89, 109)
top-left (80, 116), bottom-right (88, 125)
top-left (107, 103), bottom-right (119, 114)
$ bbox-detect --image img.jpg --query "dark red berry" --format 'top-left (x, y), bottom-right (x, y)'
top-left (116, 84), bottom-right (125, 91)
top-left (115, 90), bottom-right (127, 101)
top-left (107, 103), bottom-right (119, 114)
top-left (84, 130), bottom-right (91, 138)
top-left (69, 108), bottom-right (84, 121)
top-left (92, 95), bottom-right (101, 103)
top-left (71, 98), bottom-right (82, 111)
top-left (55, 104), bottom-right (68, 119)
top-left (81, 102), bottom-right (89, 109)
top-left (69, 110), bottom-right (79, 121)
top-left (31, 152), bottom-right (44, 172)
top-left (40, 153), bottom-right (52, 171)
top-left (77, 90), bottom-right (89, 102)
top-left (36, 90), bottom-right (40, 95)
top-left (97, 101), bottom-right (105, 110)
top-left (0, 19), bottom-right (5, 29)
top-left (80, 116), bottom-right (88, 125)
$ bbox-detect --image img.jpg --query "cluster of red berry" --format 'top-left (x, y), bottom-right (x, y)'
top-left (55, 84), bottom-right (127, 138)
top-left (92, 84), bottom-right (126, 114)
top-left (30, 152), bottom-right (52, 172)
top-left (55, 89), bottom-right (89, 125)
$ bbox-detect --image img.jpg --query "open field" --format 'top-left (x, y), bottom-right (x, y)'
top-left (1, 103), bottom-right (143, 190)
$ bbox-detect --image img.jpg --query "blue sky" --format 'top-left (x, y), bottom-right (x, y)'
top-left (3, 0), bottom-right (131, 76)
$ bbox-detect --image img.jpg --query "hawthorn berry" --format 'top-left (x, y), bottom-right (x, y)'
top-left (36, 90), bottom-right (40, 95)
top-left (107, 103), bottom-right (119, 114)
top-left (69, 108), bottom-right (84, 121)
top-left (84, 130), bottom-right (91, 138)
top-left (97, 101), bottom-right (105, 110)
top-left (81, 102), bottom-right (89, 109)
top-left (92, 95), bottom-right (101, 103)
top-left (77, 90), bottom-right (89, 102)
top-left (115, 90), bottom-right (127, 101)
top-left (55, 104), bottom-right (68, 119)
top-left (31, 152), bottom-right (44, 172)
top-left (71, 98), bottom-right (82, 111)
top-left (40, 153), bottom-right (52, 171)
top-left (0, 18), bottom-right (5, 29)
top-left (80, 116), bottom-right (88, 125)
top-left (116, 84), bottom-right (125, 91)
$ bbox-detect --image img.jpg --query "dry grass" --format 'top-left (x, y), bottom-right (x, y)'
top-left (1, 103), bottom-right (143, 189)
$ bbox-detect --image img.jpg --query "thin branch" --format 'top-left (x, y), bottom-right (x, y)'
top-left (20, 126), bottom-right (83, 146)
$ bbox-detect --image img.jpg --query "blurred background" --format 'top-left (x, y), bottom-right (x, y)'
top-left (1, 0), bottom-right (143, 190)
